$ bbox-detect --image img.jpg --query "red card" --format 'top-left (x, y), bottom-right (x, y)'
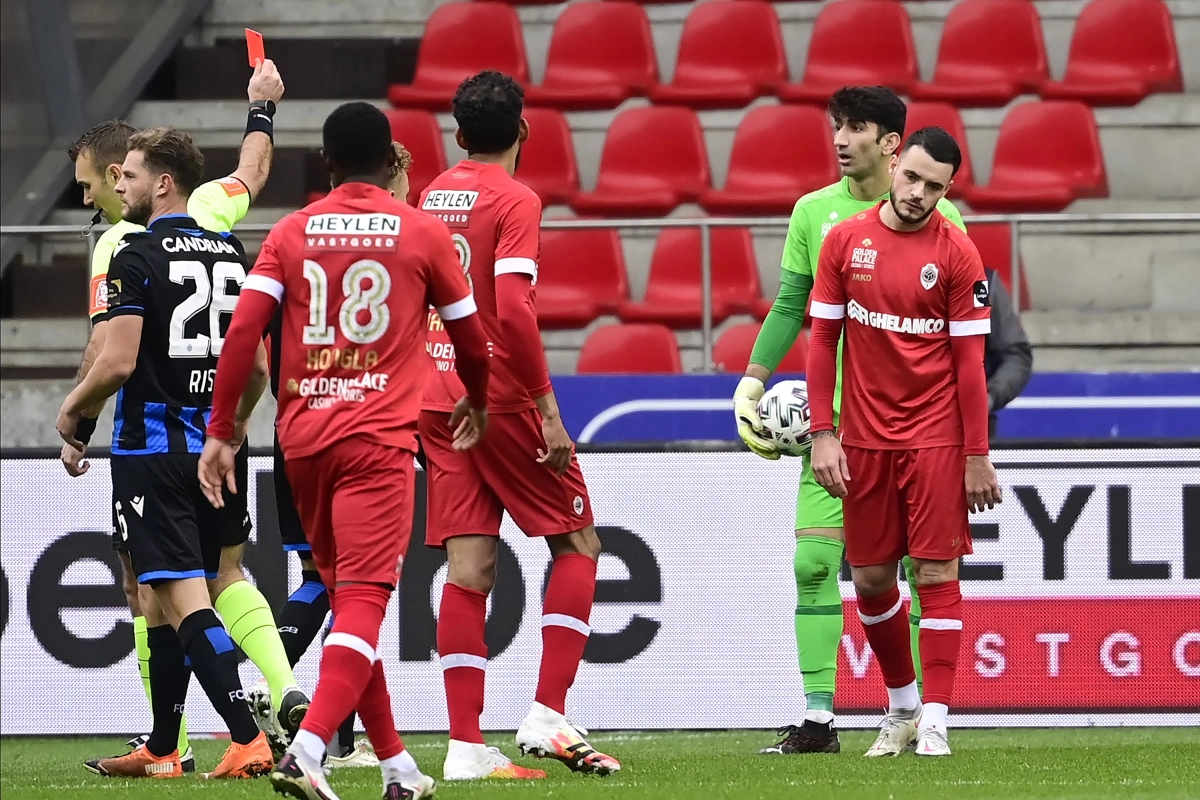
top-left (246, 28), bottom-right (265, 67)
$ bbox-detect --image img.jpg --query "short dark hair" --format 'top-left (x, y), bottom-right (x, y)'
top-left (452, 70), bottom-right (524, 155)
top-left (901, 127), bottom-right (963, 177)
top-left (827, 86), bottom-right (907, 140)
top-left (68, 120), bottom-right (137, 167)
top-left (322, 101), bottom-right (394, 176)
top-left (127, 127), bottom-right (205, 195)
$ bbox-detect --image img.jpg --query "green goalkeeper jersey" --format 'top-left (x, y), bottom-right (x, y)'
top-left (751, 177), bottom-right (966, 422)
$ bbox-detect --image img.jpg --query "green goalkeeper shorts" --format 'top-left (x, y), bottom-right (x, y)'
top-left (795, 455), bottom-right (844, 531)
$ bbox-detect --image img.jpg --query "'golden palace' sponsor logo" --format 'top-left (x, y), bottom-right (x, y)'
top-left (305, 348), bottom-right (379, 371)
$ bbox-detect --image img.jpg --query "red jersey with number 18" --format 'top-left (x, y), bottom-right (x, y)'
top-left (809, 204), bottom-right (991, 449)
top-left (245, 182), bottom-right (476, 460)
top-left (420, 160), bottom-right (542, 413)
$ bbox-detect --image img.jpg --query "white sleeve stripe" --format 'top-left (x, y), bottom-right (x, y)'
top-left (809, 300), bottom-right (846, 320)
top-left (494, 257), bottom-right (538, 279)
top-left (436, 294), bottom-right (478, 321)
top-left (243, 274), bottom-right (284, 301)
top-left (949, 318), bottom-right (991, 336)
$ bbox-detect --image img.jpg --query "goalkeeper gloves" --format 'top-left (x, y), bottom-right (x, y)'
top-left (733, 376), bottom-right (779, 460)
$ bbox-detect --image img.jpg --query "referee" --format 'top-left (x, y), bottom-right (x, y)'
top-left (57, 128), bottom-right (273, 780)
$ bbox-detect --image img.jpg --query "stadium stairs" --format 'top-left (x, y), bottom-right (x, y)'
top-left (3, 0), bottom-right (1198, 399)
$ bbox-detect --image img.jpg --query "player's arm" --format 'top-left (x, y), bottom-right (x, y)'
top-left (948, 244), bottom-right (1001, 512)
top-left (201, 230), bottom-right (286, 506)
top-left (735, 203), bottom-right (813, 459)
top-left (425, 223), bottom-right (490, 447)
top-left (492, 194), bottom-right (574, 475)
top-left (806, 232), bottom-right (851, 498)
top-left (232, 341), bottom-right (270, 448)
top-left (58, 249), bottom-right (148, 448)
top-left (186, 60), bottom-right (285, 232)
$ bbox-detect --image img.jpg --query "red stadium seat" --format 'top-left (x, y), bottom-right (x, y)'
top-left (576, 324), bottom-right (682, 374)
top-left (910, 0), bottom-right (1049, 107)
top-left (384, 110), bottom-right (448, 205)
top-left (713, 323), bottom-right (808, 374)
top-left (618, 227), bottom-right (761, 328)
top-left (387, 3), bottom-right (530, 112)
top-left (513, 108), bottom-right (578, 206)
top-left (570, 107), bottom-right (710, 217)
top-left (964, 101), bottom-right (1107, 213)
top-left (535, 229), bottom-right (630, 328)
top-left (903, 102), bottom-right (974, 199)
top-left (779, 0), bottom-right (918, 104)
top-left (648, 1), bottom-right (787, 109)
top-left (967, 223), bottom-right (1032, 311)
top-left (524, 2), bottom-right (658, 111)
top-left (1040, 0), bottom-right (1182, 106)
top-left (700, 105), bottom-right (838, 215)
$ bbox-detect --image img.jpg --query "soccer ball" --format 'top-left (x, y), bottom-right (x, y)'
top-left (756, 380), bottom-right (813, 457)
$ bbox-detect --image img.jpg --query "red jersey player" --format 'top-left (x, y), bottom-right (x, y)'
top-left (807, 128), bottom-right (1002, 759)
top-left (200, 102), bottom-right (491, 800)
top-left (418, 71), bottom-right (620, 781)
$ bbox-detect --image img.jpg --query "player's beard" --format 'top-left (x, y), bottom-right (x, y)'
top-left (889, 192), bottom-right (936, 225)
top-left (122, 190), bottom-right (154, 228)
top-left (513, 144), bottom-right (523, 174)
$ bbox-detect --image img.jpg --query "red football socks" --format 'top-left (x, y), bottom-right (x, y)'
top-left (299, 583), bottom-right (390, 743)
top-left (356, 659), bottom-right (404, 760)
top-left (534, 554), bottom-right (597, 714)
top-left (916, 580), bottom-right (963, 706)
top-left (438, 583), bottom-right (488, 744)
top-left (856, 584), bottom-right (917, 689)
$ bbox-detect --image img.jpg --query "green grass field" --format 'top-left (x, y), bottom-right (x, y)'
top-left (3, 729), bottom-right (1198, 800)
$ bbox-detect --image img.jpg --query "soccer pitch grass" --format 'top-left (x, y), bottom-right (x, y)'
top-left (3, 729), bottom-right (1198, 800)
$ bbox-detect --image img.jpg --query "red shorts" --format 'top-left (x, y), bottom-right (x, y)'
top-left (419, 409), bottom-right (594, 548)
top-left (284, 437), bottom-right (415, 590)
top-left (842, 445), bottom-right (972, 567)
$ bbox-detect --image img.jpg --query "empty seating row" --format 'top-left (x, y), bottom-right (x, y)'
top-left (576, 323), bottom-right (809, 375)
top-left (534, 223), bottom-right (1029, 331)
top-left (386, 100), bottom-right (1107, 216)
top-left (389, 0), bottom-right (1181, 112)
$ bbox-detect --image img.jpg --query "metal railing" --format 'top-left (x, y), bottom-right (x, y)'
top-left (5, 212), bottom-right (1199, 372)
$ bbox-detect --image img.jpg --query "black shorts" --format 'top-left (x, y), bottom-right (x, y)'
top-left (111, 450), bottom-right (251, 584)
top-left (110, 444), bottom-right (251, 552)
top-left (274, 432), bottom-right (310, 554)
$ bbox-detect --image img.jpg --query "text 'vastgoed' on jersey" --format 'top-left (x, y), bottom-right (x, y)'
top-left (420, 160), bottom-right (549, 413)
top-left (809, 204), bottom-right (991, 449)
top-left (235, 182), bottom-right (479, 460)
top-left (105, 214), bottom-right (249, 454)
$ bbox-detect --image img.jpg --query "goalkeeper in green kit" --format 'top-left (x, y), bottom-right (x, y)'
top-left (733, 87), bottom-right (966, 754)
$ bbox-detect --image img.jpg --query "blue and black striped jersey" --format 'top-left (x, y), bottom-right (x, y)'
top-left (105, 214), bottom-right (248, 455)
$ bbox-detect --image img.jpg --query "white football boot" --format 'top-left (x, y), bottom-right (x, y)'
top-left (515, 702), bottom-right (620, 775)
top-left (442, 740), bottom-right (546, 781)
top-left (864, 705), bottom-right (922, 757)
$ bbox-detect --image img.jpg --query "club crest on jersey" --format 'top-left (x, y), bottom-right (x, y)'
top-left (920, 263), bottom-right (938, 290)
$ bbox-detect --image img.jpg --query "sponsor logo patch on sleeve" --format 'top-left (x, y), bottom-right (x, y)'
top-left (973, 279), bottom-right (991, 308)
top-left (89, 275), bottom-right (108, 315)
top-left (217, 177), bottom-right (249, 197)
